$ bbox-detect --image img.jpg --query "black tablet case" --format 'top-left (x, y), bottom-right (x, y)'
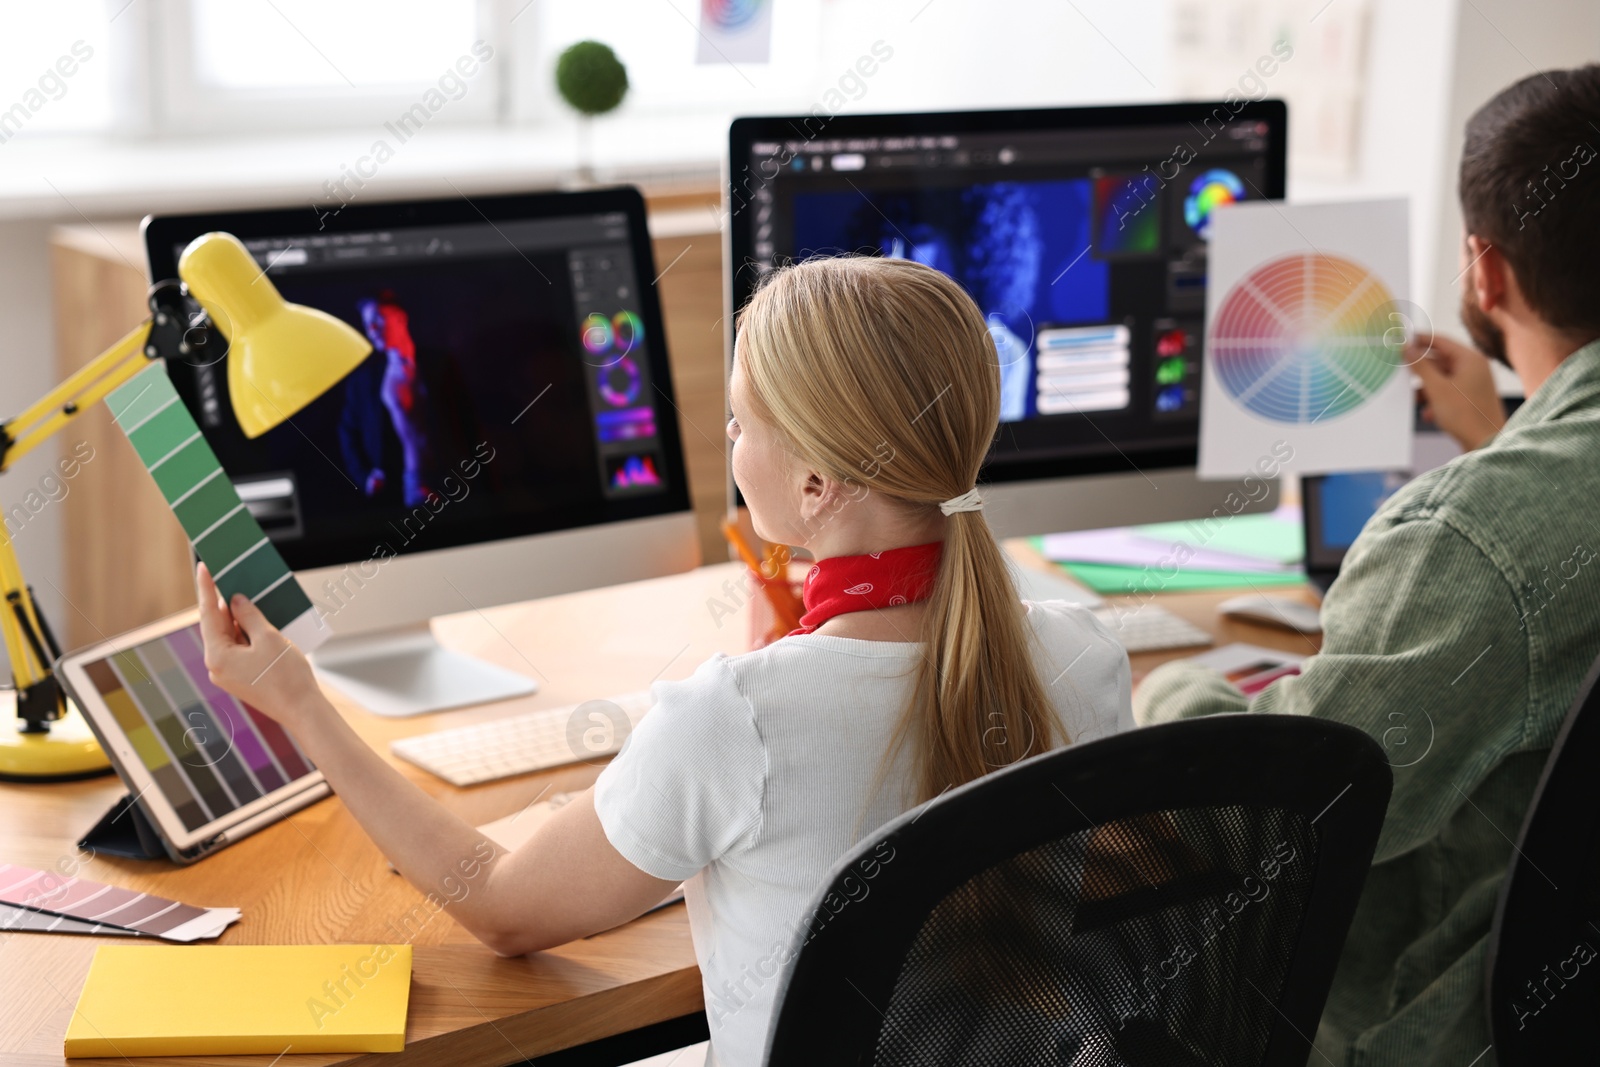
top-left (77, 793), bottom-right (167, 860)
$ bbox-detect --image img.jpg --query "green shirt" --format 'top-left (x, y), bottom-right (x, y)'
top-left (1136, 339), bottom-right (1600, 1067)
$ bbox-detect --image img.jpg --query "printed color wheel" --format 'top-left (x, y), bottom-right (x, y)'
top-left (1209, 252), bottom-right (1398, 424)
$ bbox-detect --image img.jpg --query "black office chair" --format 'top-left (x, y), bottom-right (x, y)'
top-left (763, 714), bottom-right (1393, 1067)
top-left (1486, 650), bottom-right (1600, 1063)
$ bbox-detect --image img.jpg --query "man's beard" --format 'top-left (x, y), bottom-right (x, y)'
top-left (1460, 287), bottom-right (1510, 367)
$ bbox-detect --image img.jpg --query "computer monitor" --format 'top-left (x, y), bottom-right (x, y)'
top-left (143, 187), bottom-right (698, 716)
top-left (726, 100), bottom-right (1289, 536)
top-left (1301, 424), bottom-right (1463, 595)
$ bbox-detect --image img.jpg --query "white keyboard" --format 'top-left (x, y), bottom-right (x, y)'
top-left (392, 691), bottom-right (654, 787)
top-left (1091, 604), bottom-right (1213, 653)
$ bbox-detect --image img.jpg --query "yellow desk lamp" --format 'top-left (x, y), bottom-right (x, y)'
top-left (0, 233), bottom-right (371, 781)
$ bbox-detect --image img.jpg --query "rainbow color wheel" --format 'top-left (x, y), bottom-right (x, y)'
top-left (598, 356), bottom-right (642, 407)
top-left (1208, 252), bottom-right (1398, 424)
top-left (1184, 169), bottom-right (1245, 238)
top-left (611, 310), bottom-right (643, 353)
top-left (581, 313), bottom-right (612, 354)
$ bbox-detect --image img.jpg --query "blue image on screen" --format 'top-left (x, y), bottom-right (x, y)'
top-left (791, 180), bottom-right (1110, 422)
top-left (1318, 471), bottom-right (1405, 549)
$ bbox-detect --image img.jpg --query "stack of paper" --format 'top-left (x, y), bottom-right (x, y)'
top-left (66, 944), bottom-right (412, 1056)
top-left (0, 863), bottom-right (239, 942)
top-left (1033, 508), bottom-right (1305, 595)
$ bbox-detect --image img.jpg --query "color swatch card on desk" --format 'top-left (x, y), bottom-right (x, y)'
top-left (108, 364), bottom-right (328, 651)
top-left (1, 901), bottom-right (141, 937)
top-left (0, 863), bottom-right (238, 941)
top-left (65, 944), bottom-right (413, 1057)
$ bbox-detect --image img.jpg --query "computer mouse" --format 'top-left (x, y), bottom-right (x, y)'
top-left (1216, 593), bottom-right (1323, 635)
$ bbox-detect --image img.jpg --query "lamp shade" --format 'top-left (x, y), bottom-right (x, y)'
top-left (178, 232), bottom-right (372, 439)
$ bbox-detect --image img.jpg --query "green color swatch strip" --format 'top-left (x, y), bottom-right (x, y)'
top-left (108, 365), bottom-right (318, 638)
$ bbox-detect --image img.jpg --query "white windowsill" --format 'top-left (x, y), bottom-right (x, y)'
top-left (0, 113), bottom-right (728, 223)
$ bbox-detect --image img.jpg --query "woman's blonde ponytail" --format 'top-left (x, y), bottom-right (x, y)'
top-left (738, 256), bottom-right (1065, 804)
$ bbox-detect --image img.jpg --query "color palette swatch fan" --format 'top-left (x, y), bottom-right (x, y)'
top-left (0, 864), bottom-right (237, 941)
top-left (108, 365), bottom-right (328, 650)
top-left (1198, 199), bottom-right (1413, 478)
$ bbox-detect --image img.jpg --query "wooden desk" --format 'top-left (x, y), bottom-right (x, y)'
top-left (1003, 539), bottom-right (1325, 681)
top-left (0, 554), bottom-right (1320, 1066)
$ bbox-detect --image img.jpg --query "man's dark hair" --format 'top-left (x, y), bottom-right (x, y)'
top-left (1460, 64), bottom-right (1600, 335)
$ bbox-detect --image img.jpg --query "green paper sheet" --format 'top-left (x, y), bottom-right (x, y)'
top-left (1052, 558), bottom-right (1307, 595)
top-left (1133, 510), bottom-right (1304, 566)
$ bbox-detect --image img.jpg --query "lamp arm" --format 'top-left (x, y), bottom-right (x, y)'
top-left (0, 315), bottom-right (161, 731)
top-left (0, 319), bottom-right (153, 471)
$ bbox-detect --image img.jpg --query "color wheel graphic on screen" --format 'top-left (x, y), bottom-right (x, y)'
top-left (1184, 169), bottom-right (1245, 239)
top-left (1208, 252), bottom-right (1399, 424)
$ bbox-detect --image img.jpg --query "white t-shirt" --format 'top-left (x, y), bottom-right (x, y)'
top-left (593, 599), bottom-right (1134, 1066)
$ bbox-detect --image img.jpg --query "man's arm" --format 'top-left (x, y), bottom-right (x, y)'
top-left (1136, 512), bottom-right (1529, 862)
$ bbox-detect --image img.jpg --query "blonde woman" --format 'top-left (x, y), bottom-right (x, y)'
top-left (197, 255), bottom-right (1133, 1066)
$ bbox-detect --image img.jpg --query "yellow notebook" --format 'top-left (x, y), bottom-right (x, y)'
top-left (65, 944), bottom-right (412, 1057)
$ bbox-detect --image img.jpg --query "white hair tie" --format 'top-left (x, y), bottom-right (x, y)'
top-left (939, 488), bottom-right (984, 515)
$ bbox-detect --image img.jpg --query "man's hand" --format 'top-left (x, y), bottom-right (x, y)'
top-left (196, 562), bottom-right (324, 734)
top-left (1410, 332), bottom-right (1507, 451)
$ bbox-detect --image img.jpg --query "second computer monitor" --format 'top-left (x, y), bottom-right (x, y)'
top-left (726, 100), bottom-right (1288, 535)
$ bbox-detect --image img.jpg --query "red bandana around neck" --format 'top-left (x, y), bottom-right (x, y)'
top-left (789, 541), bottom-right (943, 636)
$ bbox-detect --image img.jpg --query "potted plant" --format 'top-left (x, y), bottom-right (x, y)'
top-left (554, 40), bottom-right (629, 184)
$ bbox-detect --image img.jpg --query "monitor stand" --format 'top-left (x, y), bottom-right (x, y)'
top-left (310, 623), bottom-right (538, 718)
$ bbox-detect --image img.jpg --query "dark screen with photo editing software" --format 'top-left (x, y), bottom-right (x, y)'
top-left (153, 207), bottom-right (684, 570)
top-left (730, 104), bottom-right (1286, 481)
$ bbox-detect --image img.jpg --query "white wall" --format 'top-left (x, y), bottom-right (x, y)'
top-left (1291, 0), bottom-right (1461, 318)
top-left (814, 0), bottom-right (1169, 114)
top-left (527, 0), bottom-right (1170, 121)
top-left (1426, 0), bottom-right (1600, 358)
top-left (0, 221), bottom-right (67, 647)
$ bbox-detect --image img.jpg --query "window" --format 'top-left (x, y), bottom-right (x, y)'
top-left (0, 1), bottom-right (115, 140)
top-left (154, 0), bottom-right (499, 133)
top-left (189, 0), bottom-right (481, 89)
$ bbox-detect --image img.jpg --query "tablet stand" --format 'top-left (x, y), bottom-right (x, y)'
top-left (78, 794), bottom-right (166, 860)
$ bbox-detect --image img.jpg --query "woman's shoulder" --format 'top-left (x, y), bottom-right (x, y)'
top-left (1022, 597), bottom-right (1119, 647)
top-left (1022, 598), bottom-right (1135, 741)
top-left (651, 652), bottom-right (750, 716)
top-left (1021, 598), bottom-right (1126, 672)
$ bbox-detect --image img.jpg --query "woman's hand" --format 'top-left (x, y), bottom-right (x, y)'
top-left (196, 562), bottom-right (324, 733)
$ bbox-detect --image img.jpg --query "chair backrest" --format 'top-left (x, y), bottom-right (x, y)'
top-left (762, 713), bottom-right (1392, 1067)
top-left (1486, 650), bottom-right (1600, 1063)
